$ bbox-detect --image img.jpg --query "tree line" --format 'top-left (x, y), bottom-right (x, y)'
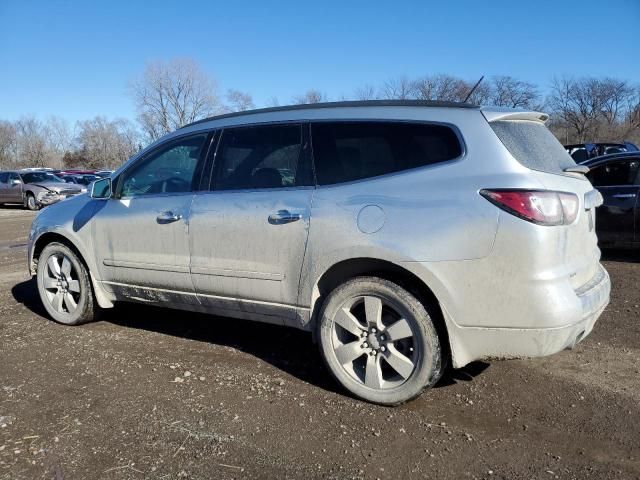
top-left (1, 58), bottom-right (639, 170)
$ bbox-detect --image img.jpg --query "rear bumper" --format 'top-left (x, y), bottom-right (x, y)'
top-left (444, 264), bottom-right (610, 368)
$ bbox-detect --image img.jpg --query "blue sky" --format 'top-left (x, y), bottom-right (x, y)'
top-left (1, 0), bottom-right (639, 125)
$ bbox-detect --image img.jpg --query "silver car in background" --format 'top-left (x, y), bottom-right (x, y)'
top-left (0, 170), bottom-right (84, 210)
top-left (27, 100), bottom-right (610, 405)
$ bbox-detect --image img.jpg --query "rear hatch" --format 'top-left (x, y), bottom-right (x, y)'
top-left (483, 110), bottom-right (601, 290)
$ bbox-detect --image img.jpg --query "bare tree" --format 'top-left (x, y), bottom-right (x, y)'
top-left (490, 76), bottom-right (541, 109)
top-left (15, 117), bottom-right (49, 167)
top-left (413, 74), bottom-right (467, 102)
top-left (45, 116), bottom-right (73, 168)
top-left (0, 120), bottom-right (17, 168)
top-left (225, 89), bottom-right (255, 112)
top-left (380, 76), bottom-right (416, 100)
top-left (75, 117), bottom-right (139, 169)
top-left (292, 89), bottom-right (327, 104)
top-left (354, 84), bottom-right (378, 101)
top-left (131, 58), bottom-right (220, 142)
top-left (265, 96), bottom-right (280, 107)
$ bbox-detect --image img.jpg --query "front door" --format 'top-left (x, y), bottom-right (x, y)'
top-left (587, 157), bottom-right (640, 246)
top-left (92, 133), bottom-right (211, 304)
top-left (189, 123), bottom-right (314, 324)
top-left (7, 173), bottom-right (24, 203)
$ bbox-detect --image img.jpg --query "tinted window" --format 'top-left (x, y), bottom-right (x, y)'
top-left (311, 122), bottom-right (462, 185)
top-left (588, 159), bottom-right (640, 187)
top-left (0, 173), bottom-right (8, 183)
top-left (120, 135), bottom-right (207, 197)
top-left (214, 124), bottom-right (302, 190)
top-left (8, 173), bottom-right (21, 182)
top-left (490, 120), bottom-right (576, 175)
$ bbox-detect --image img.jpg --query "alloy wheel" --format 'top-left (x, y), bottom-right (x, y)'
top-left (42, 254), bottom-right (81, 315)
top-left (330, 295), bottom-right (419, 390)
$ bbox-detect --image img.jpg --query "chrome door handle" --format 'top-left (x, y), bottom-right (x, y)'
top-left (268, 210), bottom-right (302, 225)
top-left (611, 193), bottom-right (636, 199)
top-left (156, 211), bottom-right (182, 224)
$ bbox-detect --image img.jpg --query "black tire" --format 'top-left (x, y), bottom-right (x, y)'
top-left (25, 193), bottom-right (39, 211)
top-left (318, 276), bottom-right (443, 406)
top-left (36, 242), bottom-right (100, 325)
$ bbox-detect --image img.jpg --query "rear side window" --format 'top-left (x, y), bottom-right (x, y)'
top-left (490, 120), bottom-right (576, 175)
top-left (214, 124), bottom-right (303, 190)
top-left (0, 173), bottom-right (8, 183)
top-left (312, 122), bottom-right (462, 185)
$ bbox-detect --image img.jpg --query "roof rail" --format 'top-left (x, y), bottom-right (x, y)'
top-left (181, 99), bottom-right (479, 129)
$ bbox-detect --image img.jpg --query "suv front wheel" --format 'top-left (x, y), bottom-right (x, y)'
top-left (318, 276), bottom-right (443, 405)
top-left (36, 242), bottom-right (100, 325)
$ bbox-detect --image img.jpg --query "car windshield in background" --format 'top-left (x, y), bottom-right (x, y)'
top-left (490, 120), bottom-right (577, 175)
top-left (75, 175), bottom-right (100, 185)
top-left (21, 172), bottom-right (65, 184)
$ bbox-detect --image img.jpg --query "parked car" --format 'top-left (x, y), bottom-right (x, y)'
top-left (565, 142), bottom-right (639, 162)
top-left (0, 170), bottom-right (84, 210)
top-left (27, 100), bottom-right (610, 405)
top-left (60, 174), bottom-right (101, 193)
top-left (581, 151), bottom-right (640, 248)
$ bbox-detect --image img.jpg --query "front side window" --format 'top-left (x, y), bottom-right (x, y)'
top-left (588, 159), bottom-right (640, 187)
top-left (8, 173), bottom-right (21, 183)
top-left (311, 121), bottom-right (462, 185)
top-left (213, 124), bottom-right (303, 190)
top-left (120, 134), bottom-right (207, 197)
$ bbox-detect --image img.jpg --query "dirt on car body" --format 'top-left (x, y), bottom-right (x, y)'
top-left (0, 208), bottom-right (639, 479)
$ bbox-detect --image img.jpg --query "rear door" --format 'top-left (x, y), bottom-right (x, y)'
top-left (189, 123), bottom-right (314, 324)
top-left (586, 157), bottom-right (640, 246)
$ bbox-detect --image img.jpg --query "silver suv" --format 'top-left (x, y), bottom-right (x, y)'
top-left (28, 101), bottom-right (610, 405)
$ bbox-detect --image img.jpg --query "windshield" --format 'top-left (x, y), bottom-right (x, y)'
top-left (21, 172), bottom-right (65, 184)
top-left (75, 175), bottom-right (100, 185)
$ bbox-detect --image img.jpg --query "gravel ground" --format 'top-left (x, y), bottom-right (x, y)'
top-left (0, 206), bottom-right (638, 480)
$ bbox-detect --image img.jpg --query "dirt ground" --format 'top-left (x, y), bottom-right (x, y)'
top-left (0, 206), bottom-right (638, 480)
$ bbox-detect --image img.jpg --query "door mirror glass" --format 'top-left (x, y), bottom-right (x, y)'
top-left (10, 179), bottom-right (21, 185)
top-left (91, 177), bottom-right (112, 199)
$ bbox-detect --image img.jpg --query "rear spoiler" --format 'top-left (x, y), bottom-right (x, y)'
top-left (481, 108), bottom-right (549, 123)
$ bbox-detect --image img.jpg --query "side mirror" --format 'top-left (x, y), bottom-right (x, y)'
top-left (10, 179), bottom-right (21, 186)
top-left (91, 177), bottom-right (112, 199)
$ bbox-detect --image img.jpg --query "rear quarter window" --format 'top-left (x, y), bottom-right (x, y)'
top-left (490, 120), bottom-right (576, 175)
top-left (312, 121), bottom-right (462, 185)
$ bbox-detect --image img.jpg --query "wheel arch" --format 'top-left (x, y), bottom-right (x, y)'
top-left (31, 231), bottom-right (114, 309)
top-left (309, 257), bottom-right (451, 367)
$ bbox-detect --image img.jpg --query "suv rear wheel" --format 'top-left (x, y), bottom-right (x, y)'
top-left (318, 276), bottom-right (443, 405)
top-left (36, 242), bottom-right (100, 325)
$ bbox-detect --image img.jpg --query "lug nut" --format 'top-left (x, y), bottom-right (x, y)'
top-left (371, 327), bottom-right (376, 333)
top-left (381, 346), bottom-right (386, 352)
top-left (380, 335), bottom-right (385, 341)
top-left (362, 342), bottom-right (368, 348)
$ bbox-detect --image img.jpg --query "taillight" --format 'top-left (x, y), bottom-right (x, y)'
top-left (480, 189), bottom-right (579, 226)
